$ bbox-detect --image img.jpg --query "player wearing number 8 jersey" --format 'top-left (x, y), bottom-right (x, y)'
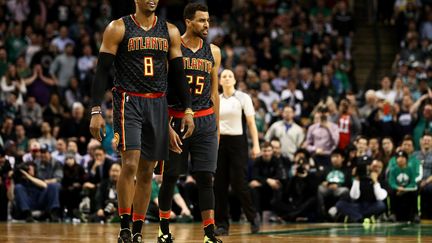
top-left (155, 3), bottom-right (222, 243)
top-left (89, 0), bottom-right (195, 242)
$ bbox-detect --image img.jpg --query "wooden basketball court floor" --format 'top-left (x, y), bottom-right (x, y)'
top-left (1, 221), bottom-right (432, 242)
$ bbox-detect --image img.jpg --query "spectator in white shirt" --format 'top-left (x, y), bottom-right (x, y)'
top-left (280, 79), bottom-right (304, 117)
top-left (376, 76), bottom-right (397, 104)
top-left (271, 67), bottom-right (289, 93)
top-left (258, 82), bottom-right (280, 113)
top-left (51, 138), bottom-right (67, 164)
top-left (265, 105), bottom-right (305, 160)
top-left (421, 12), bottom-right (432, 40)
top-left (7, 0), bottom-right (30, 23)
top-left (49, 43), bottom-right (77, 91)
top-left (51, 26), bottom-right (74, 53)
top-left (77, 45), bottom-right (97, 81)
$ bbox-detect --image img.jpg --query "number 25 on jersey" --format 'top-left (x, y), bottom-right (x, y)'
top-left (187, 75), bottom-right (204, 95)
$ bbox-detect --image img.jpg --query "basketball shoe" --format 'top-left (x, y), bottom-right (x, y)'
top-left (204, 235), bottom-right (222, 243)
top-left (118, 228), bottom-right (132, 243)
top-left (157, 228), bottom-right (174, 243)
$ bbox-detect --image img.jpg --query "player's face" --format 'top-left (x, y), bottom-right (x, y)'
top-left (188, 11), bottom-right (209, 39)
top-left (220, 70), bottom-right (236, 87)
top-left (136, 0), bottom-right (158, 13)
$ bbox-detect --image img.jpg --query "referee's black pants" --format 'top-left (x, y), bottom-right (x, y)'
top-left (214, 135), bottom-right (256, 229)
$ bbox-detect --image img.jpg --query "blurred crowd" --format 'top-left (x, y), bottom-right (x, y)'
top-left (0, 0), bottom-right (432, 225)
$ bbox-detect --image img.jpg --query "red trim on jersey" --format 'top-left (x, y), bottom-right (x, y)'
top-left (152, 16), bottom-right (158, 28)
top-left (180, 38), bottom-right (187, 47)
top-left (113, 87), bottom-right (165, 99)
top-left (130, 14), bottom-right (157, 31)
top-left (180, 38), bottom-right (203, 52)
top-left (168, 107), bottom-right (214, 118)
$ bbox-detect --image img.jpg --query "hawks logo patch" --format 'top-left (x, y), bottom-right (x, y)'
top-left (114, 133), bottom-right (120, 147)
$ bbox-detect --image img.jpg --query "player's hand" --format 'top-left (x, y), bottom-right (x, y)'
top-left (169, 126), bottom-right (183, 154)
top-left (181, 113), bottom-right (195, 139)
top-left (251, 145), bottom-right (260, 159)
top-left (89, 114), bottom-right (106, 141)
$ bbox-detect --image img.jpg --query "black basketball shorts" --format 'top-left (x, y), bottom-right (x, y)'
top-left (154, 108), bottom-right (218, 176)
top-left (112, 88), bottom-right (169, 161)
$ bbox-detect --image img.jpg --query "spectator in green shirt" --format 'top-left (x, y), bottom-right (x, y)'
top-left (148, 175), bottom-right (192, 222)
top-left (317, 149), bottom-right (350, 220)
top-left (387, 136), bottom-right (422, 183)
top-left (5, 24), bottom-right (27, 63)
top-left (388, 151), bottom-right (419, 222)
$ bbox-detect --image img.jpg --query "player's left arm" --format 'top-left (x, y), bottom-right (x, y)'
top-left (167, 22), bottom-right (194, 139)
top-left (210, 44), bottom-right (221, 140)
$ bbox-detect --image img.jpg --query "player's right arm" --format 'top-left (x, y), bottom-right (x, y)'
top-left (167, 22), bottom-right (195, 139)
top-left (89, 19), bottom-right (125, 141)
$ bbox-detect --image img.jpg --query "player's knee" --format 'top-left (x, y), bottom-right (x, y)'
top-left (121, 160), bottom-right (138, 177)
top-left (194, 172), bottom-right (213, 189)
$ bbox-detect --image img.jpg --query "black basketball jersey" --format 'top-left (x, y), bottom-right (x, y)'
top-left (114, 15), bottom-right (170, 93)
top-left (168, 40), bottom-right (215, 111)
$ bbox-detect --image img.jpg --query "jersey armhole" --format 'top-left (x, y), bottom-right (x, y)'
top-left (165, 21), bottom-right (173, 47)
top-left (117, 17), bottom-right (127, 45)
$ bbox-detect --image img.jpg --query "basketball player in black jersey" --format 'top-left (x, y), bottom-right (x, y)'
top-left (89, 0), bottom-right (195, 242)
top-left (155, 3), bottom-right (222, 243)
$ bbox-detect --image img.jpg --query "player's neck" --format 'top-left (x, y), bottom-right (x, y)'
top-left (134, 11), bottom-right (156, 28)
top-left (181, 33), bottom-right (202, 51)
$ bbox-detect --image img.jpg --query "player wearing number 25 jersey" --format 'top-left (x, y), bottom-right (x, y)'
top-left (155, 3), bottom-right (222, 243)
top-left (89, 0), bottom-right (194, 242)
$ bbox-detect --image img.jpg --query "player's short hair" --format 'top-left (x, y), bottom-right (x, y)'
top-left (184, 2), bottom-right (208, 20)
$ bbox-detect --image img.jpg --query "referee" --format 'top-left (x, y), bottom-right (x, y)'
top-left (214, 69), bottom-right (261, 235)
